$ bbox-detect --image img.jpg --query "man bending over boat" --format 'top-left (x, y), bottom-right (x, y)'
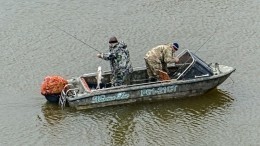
top-left (144, 42), bottom-right (179, 82)
top-left (97, 36), bottom-right (133, 86)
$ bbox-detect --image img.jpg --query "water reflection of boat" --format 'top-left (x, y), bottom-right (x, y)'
top-left (73, 89), bottom-right (234, 145)
top-left (41, 102), bottom-right (67, 125)
top-left (60, 49), bottom-right (235, 110)
top-left (146, 88), bottom-right (234, 121)
top-left (39, 89), bottom-right (233, 145)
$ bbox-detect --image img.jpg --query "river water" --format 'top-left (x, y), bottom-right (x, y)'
top-left (0, 0), bottom-right (259, 145)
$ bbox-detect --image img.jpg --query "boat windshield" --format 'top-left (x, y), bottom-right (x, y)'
top-left (170, 50), bottom-right (213, 80)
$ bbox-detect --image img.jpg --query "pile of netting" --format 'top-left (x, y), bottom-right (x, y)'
top-left (41, 75), bottom-right (68, 96)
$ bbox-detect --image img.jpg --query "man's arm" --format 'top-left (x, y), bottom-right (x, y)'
top-left (97, 53), bottom-right (116, 60)
top-left (163, 47), bottom-right (179, 63)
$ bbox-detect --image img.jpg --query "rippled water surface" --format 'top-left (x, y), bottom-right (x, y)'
top-left (0, 0), bottom-right (259, 145)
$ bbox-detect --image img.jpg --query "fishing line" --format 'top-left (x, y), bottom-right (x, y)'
top-left (222, 31), bottom-right (255, 88)
top-left (50, 24), bottom-right (101, 53)
top-left (229, 77), bottom-right (234, 84)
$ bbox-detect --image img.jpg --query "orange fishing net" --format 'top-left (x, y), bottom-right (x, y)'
top-left (158, 70), bottom-right (171, 81)
top-left (41, 76), bottom-right (68, 95)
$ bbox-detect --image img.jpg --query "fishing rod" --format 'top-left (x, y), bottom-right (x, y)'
top-left (181, 25), bottom-right (219, 63)
top-left (194, 26), bottom-right (218, 54)
top-left (51, 24), bottom-right (101, 53)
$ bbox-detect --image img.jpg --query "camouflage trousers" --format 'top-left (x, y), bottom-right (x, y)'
top-left (144, 58), bottom-right (168, 80)
top-left (111, 70), bottom-right (131, 86)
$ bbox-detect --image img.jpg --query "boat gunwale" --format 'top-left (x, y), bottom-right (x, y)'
top-left (67, 65), bottom-right (235, 102)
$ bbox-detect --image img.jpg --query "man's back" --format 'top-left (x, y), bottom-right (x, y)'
top-left (145, 44), bottom-right (171, 63)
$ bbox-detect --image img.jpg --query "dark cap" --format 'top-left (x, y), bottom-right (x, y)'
top-left (109, 36), bottom-right (118, 43)
top-left (172, 42), bottom-right (179, 50)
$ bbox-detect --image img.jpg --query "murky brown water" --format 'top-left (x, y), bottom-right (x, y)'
top-left (0, 0), bottom-right (259, 145)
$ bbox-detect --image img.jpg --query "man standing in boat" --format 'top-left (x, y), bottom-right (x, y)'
top-left (144, 42), bottom-right (179, 82)
top-left (97, 36), bottom-right (133, 86)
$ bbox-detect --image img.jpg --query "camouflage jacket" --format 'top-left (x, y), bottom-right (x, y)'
top-left (101, 41), bottom-right (133, 75)
top-left (145, 44), bottom-right (178, 64)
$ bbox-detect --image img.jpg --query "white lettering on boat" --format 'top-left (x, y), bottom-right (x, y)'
top-left (91, 92), bottom-right (129, 103)
top-left (140, 85), bottom-right (177, 97)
